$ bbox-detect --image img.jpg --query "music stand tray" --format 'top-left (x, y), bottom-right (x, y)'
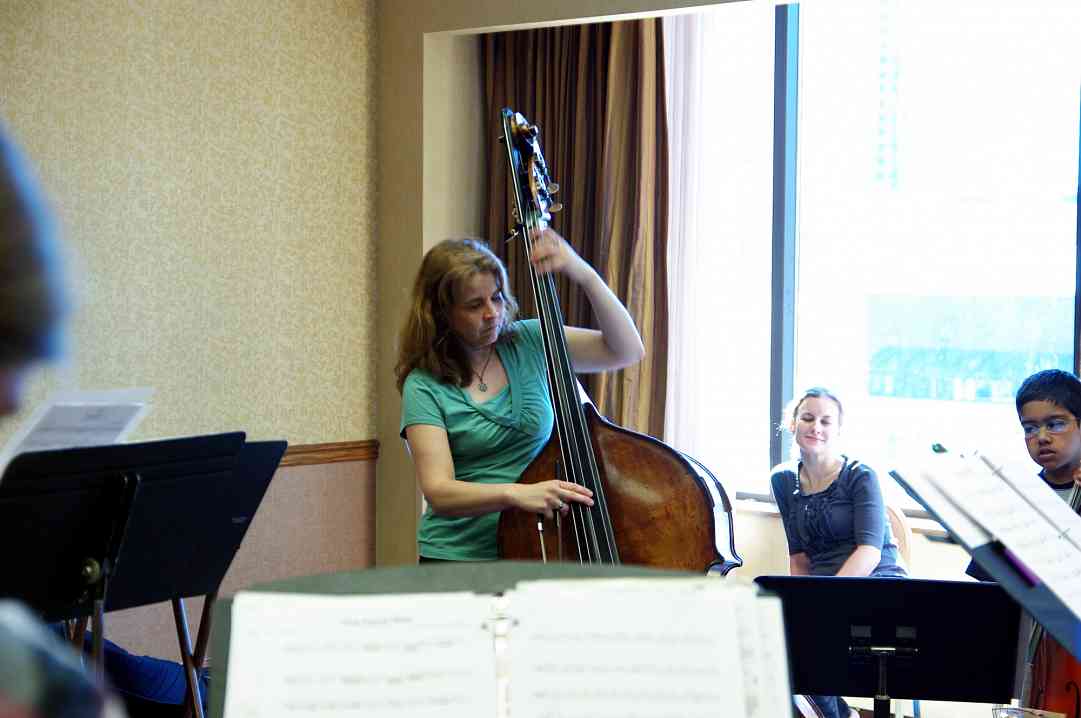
top-left (755, 575), bottom-right (1020, 715)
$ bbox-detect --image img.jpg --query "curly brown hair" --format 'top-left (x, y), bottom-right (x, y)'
top-left (394, 238), bottom-right (519, 393)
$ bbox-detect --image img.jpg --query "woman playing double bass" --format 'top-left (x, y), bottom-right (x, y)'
top-left (395, 230), bottom-right (644, 562)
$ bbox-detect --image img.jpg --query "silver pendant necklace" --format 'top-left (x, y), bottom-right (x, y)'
top-left (475, 347), bottom-right (495, 392)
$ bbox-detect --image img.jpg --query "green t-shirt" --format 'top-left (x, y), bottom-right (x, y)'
top-left (400, 319), bottom-right (554, 560)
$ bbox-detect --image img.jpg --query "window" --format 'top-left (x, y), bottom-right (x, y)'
top-left (792, 0), bottom-right (1080, 506)
top-left (665, 0), bottom-right (1081, 501)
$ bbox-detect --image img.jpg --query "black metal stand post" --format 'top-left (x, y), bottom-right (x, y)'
top-left (849, 645), bottom-right (918, 718)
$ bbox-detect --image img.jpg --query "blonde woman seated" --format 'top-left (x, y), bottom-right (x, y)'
top-left (770, 387), bottom-right (906, 718)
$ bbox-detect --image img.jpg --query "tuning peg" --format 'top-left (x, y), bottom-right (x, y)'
top-left (504, 229), bottom-right (520, 243)
top-left (549, 203), bottom-right (563, 213)
top-left (511, 207), bottom-right (520, 220)
top-left (548, 183), bottom-right (559, 194)
top-left (498, 135), bottom-right (505, 143)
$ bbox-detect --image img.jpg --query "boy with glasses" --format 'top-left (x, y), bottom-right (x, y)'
top-left (962, 370), bottom-right (1081, 712)
top-left (966, 368), bottom-right (1081, 581)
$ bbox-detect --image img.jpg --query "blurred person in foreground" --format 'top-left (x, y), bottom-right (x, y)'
top-left (1, 126), bottom-right (204, 717)
top-left (0, 126), bottom-right (108, 718)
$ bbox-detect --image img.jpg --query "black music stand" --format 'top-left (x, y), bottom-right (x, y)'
top-left (0, 432), bottom-right (286, 718)
top-left (755, 575), bottom-right (1020, 718)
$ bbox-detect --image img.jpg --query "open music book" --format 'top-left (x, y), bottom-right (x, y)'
top-left (892, 449), bottom-right (1081, 660)
top-left (222, 577), bottom-right (791, 718)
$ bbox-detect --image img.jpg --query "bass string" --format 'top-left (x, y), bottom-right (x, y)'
top-left (525, 221), bottom-right (593, 561)
top-left (501, 110), bottom-right (617, 563)
top-left (521, 210), bottom-right (617, 563)
top-left (520, 213), bottom-right (595, 560)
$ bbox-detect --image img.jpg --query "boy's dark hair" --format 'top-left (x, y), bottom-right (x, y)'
top-left (1015, 369), bottom-right (1081, 420)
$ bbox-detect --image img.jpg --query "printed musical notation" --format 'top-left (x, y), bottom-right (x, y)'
top-left (922, 451), bottom-right (1081, 618)
top-left (892, 462), bottom-right (993, 550)
top-left (224, 592), bottom-right (498, 718)
top-left (509, 579), bottom-right (742, 718)
top-left (0, 387), bottom-right (152, 473)
top-left (223, 578), bottom-right (790, 718)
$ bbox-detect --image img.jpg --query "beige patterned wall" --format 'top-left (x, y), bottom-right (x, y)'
top-left (0, 0), bottom-right (376, 446)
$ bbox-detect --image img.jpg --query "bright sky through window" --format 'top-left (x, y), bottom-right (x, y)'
top-left (665, 0), bottom-right (1080, 498)
top-left (794, 0), bottom-right (1081, 499)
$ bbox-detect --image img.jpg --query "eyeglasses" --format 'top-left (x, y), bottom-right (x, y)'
top-left (1021, 418), bottom-right (1077, 438)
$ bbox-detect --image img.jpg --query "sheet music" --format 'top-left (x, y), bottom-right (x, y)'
top-left (225, 580), bottom-right (790, 718)
top-left (506, 578), bottom-right (753, 718)
top-left (978, 454), bottom-right (1081, 554)
top-left (729, 586), bottom-right (793, 718)
top-left (893, 460), bottom-right (992, 550)
top-left (224, 591), bottom-right (498, 718)
top-left (925, 452), bottom-right (1081, 617)
top-left (0, 388), bottom-right (152, 474)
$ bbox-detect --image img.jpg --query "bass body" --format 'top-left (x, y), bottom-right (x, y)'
top-left (498, 400), bottom-right (741, 573)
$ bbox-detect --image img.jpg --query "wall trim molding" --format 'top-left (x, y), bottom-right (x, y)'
top-left (281, 440), bottom-right (380, 467)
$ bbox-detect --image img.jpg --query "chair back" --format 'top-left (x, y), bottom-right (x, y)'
top-left (885, 504), bottom-right (913, 570)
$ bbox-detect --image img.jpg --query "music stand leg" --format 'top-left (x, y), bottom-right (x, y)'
top-left (182, 591), bottom-right (217, 718)
top-left (172, 598), bottom-right (205, 718)
top-left (70, 617), bottom-right (89, 661)
top-left (849, 647), bottom-right (909, 718)
top-left (192, 590), bottom-right (216, 669)
top-left (873, 652), bottom-right (892, 718)
top-left (90, 598), bottom-right (105, 680)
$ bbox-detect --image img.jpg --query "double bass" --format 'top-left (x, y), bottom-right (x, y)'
top-left (495, 109), bottom-right (740, 573)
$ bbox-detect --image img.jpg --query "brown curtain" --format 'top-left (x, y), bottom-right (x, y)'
top-left (481, 19), bottom-right (669, 437)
